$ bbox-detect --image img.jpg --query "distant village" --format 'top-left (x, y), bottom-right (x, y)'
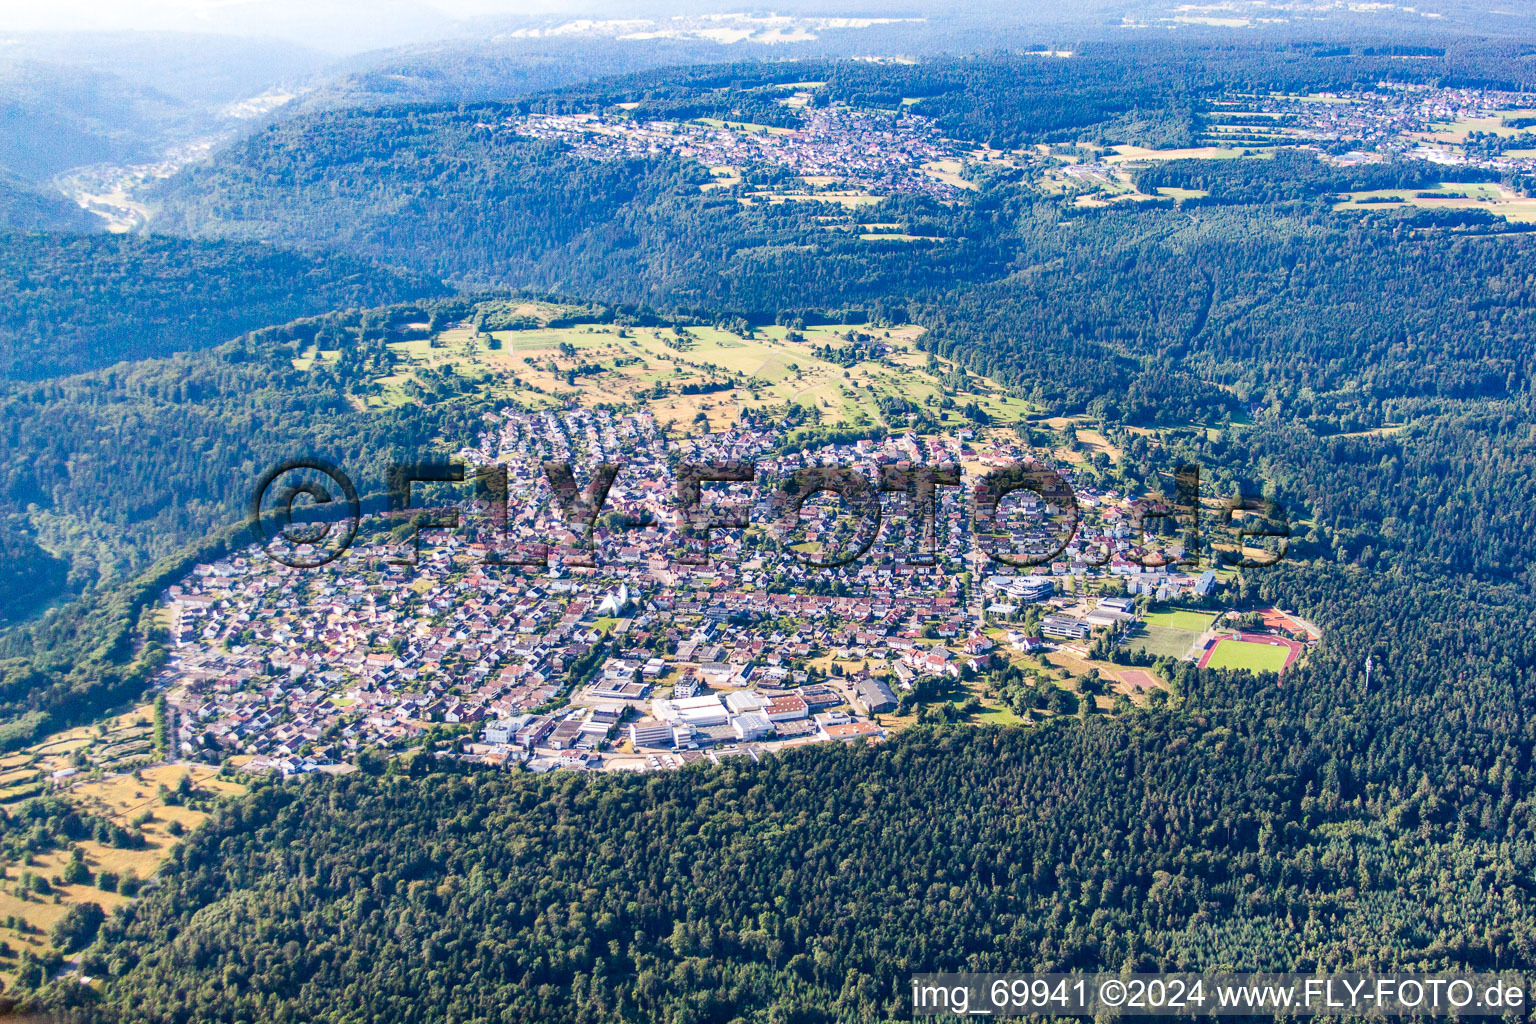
top-left (157, 412), bottom-right (1226, 778)
top-left (1240, 84), bottom-right (1536, 172)
top-left (498, 103), bottom-right (971, 200)
top-left (496, 84), bottom-right (1536, 209)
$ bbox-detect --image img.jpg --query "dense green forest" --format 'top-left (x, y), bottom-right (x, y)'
top-left (0, 517), bottom-right (68, 624)
top-left (0, 172), bottom-right (95, 233)
top-left (1131, 148), bottom-right (1501, 203)
top-left (0, 232), bottom-right (446, 380)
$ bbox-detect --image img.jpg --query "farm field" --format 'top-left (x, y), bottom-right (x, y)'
top-left (1414, 114), bottom-right (1536, 144)
top-left (363, 317), bottom-right (1035, 434)
top-left (1154, 186), bottom-right (1212, 199)
top-left (1106, 144), bottom-right (1258, 163)
top-left (1334, 182), bottom-right (1536, 223)
top-left (693, 117), bottom-right (797, 136)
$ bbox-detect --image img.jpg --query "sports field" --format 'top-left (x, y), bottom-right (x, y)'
top-left (1125, 624), bottom-right (1201, 660)
top-left (1141, 610), bottom-right (1219, 632)
top-left (1200, 635), bottom-right (1298, 673)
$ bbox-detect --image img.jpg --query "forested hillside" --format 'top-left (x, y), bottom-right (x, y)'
top-left (0, 232), bottom-right (446, 380)
top-left (0, 173), bottom-right (96, 232)
top-left (533, 42), bottom-right (1536, 148)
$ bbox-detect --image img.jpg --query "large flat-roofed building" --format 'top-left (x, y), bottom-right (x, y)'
top-left (1017, 577), bottom-right (1057, 601)
top-left (601, 657), bottom-right (642, 683)
top-left (483, 715), bottom-right (531, 746)
top-left (764, 695), bottom-right (809, 721)
top-left (1041, 615), bottom-right (1091, 641)
top-left (731, 712), bottom-right (772, 741)
top-left (821, 720), bottom-right (885, 741)
top-left (629, 721), bottom-right (674, 748)
top-left (725, 690), bottom-right (766, 714)
top-left (587, 678), bottom-right (651, 700)
top-left (548, 719), bottom-right (583, 750)
top-left (652, 694), bottom-right (728, 727)
top-left (515, 717), bottom-right (554, 751)
top-left (798, 686), bottom-right (843, 710)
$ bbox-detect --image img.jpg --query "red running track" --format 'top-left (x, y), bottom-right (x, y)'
top-left (1196, 632), bottom-right (1305, 671)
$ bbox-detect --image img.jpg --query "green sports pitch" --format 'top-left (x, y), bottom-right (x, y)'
top-left (1140, 609), bottom-right (1219, 632)
top-left (1204, 638), bottom-right (1292, 673)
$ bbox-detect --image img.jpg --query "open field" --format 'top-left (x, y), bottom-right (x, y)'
top-left (1106, 144), bottom-right (1258, 163)
top-left (699, 165), bottom-right (743, 190)
top-left (739, 190), bottom-right (883, 207)
top-left (1124, 609), bottom-right (1217, 661)
top-left (1036, 649), bottom-right (1166, 705)
top-left (364, 319), bottom-right (1034, 434)
top-left (0, 704), bottom-right (159, 809)
top-left (857, 232), bottom-right (952, 242)
top-left (1141, 610), bottom-right (1219, 632)
top-left (1414, 114), bottom-right (1536, 144)
top-left (0, 758), bottom-right (246, 987)
top-left (694, 117), bottom-right (798, 136)
top-left (920, 159), bottom-right (978, 190)
top-left (970, 703), bottom-right (1025, 725)
top-left (1126, 624), bottom-right (1202, 660)
top-left (1117, 669), bottom-right (1160, 691)
top-left (1334, 182), bottom-right (1536, 223)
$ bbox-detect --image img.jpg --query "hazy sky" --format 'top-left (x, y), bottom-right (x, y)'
top-left (0, 0), bottom-right (605, 51)
top-left (0, 0), bottom-right (568, 27)
top-left (0, 0), bottom-right (944, 52)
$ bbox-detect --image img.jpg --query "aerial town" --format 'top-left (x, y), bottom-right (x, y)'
top-left (1221, 83), bottom-right (1536, 170)
top-left (499, 102), bottom-right (972, 200)
top-left (156, 412), bottom-right (1256, 778)
top-left (495, 83), bottom-right (1536, 209)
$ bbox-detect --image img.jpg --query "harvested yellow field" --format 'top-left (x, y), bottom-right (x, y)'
top-left (739, 190), bottom-right (883, 207)
top-left (67, 764), bottom-right (241, 829)
top-left (1107, 144), bottom-right (1251, 162)
top-left (920, 160), bottom-right (977, 190)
